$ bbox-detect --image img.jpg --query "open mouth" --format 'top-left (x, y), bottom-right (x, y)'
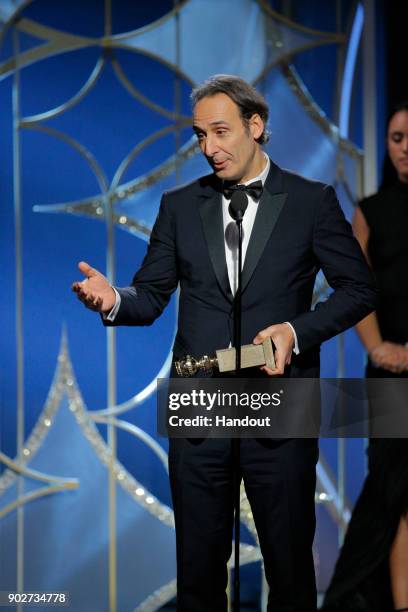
top-left (213, 160), bottom-right (229, 170)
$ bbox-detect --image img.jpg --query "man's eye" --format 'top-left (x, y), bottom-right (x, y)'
top-left (216, 130), bottom-right (227, 136)
top-left (196, 133), bottom-right (205, 141)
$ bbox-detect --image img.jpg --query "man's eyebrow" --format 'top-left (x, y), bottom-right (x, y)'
top-left (192, 120), bottom-right (230, 131)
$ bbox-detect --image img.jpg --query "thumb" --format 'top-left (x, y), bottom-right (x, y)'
top-left (253, 325), bottom-right (275, 345)
top-left (78, 261), bottom-right (98, 278)
top-left (253, 329), bottom-right (267, 345)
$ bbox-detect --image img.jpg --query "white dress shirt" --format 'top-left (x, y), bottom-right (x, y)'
top-left (221, 154), bottom-right (299, 354)
top-left (222, 155), bottom-right (270, 295)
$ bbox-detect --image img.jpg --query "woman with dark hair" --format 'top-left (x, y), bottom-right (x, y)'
top-left (322, 103), bottom-right (408, 611)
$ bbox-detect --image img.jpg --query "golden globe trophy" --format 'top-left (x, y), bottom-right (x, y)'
top-left (175, 338), bottom-right (275, 377)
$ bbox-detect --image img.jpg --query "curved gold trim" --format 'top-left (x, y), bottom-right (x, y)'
top-left (0, 1), bottom-right (34, 50)
top-left (228, 543), bottom-right (262, 567)
top-left (111, 136), bottom-right (198, 201)
top-left (0, 1), bottom-right (33, 24)
top-left (254, 37), bottom-right (345, 86)
top-left (1, 16), bottom-right (196, 90)
top-left (333, 157), bottom-right (360, 207)
top-left (1, 2), bottom-right (189, 81)
top-left (110, 0), bottom-right (189, 42)
top-left (257, 0), bottom-right (343, 38)
top-left (22, 57), bottom-right (105, 124)
top-left (332, 176), bottom-right (358, 209)
top-left (0, 331), bottom-right (175, 529)
top-left (239, 482), bottom-right (259, 544)
top-left (63, 351), bottom-right (174, 528)
top-left (134, 579), bottom-right (177, 612)
top-left (2, 2), bottom-right (344, 98)
top-left (92, 350), bottom-right (173, 418)
top-left (317, 455), bottom-right (351, 530)
top-left (133, 540), bottom-right (260, 612)
top-left (17, 16), bottom-right (95, 43)
top-left (341, 177), bottom-right (358, 207)
top-left (24, 124), bottom-right (109, 193)
top-left (315, 490), bottom-right (334, 504)
top-left (110, 213), bottom-right (150, 238)
top-left (107, 42), bottom-right (196, 86)
top-left (278, 63), bottom-right (363, 159)
top-left (0, 483), bottom-right (78, 520)
top-left (107, 36), bottom-right (346, 94)
top-left (33, 137), bottom-right (200, 224)
top-left (0, 41), bottom-right (90, 80)
top-left (0, 17), bottom-right (96, 80)
top-left (111, 122), bottom-right (190, 191)
top-left (111, 56), bottom-right (190, 122)
top-left (91, 416), bottom-right (169, 473)
top-left (34, 199), bottom-right (152, 239)
top-left (0, 451), bottom-right (79, 487)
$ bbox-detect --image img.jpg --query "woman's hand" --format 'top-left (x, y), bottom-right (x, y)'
top-left (369, 341), bottom-right (408, 374)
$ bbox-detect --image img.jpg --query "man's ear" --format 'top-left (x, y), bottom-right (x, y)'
top-left (249, 114), bottom-right (264, 141)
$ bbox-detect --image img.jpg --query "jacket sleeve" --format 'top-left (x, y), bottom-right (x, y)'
top-left (290, 185), bottom-right (378, 352)
top-left (104, 193), bottom-right (178, 327)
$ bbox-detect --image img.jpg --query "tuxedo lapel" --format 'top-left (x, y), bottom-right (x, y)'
top-left (198, 187), bottom-right (233, 302)
top-left (197, 160), bottom-right (287, 300)
top-left (241, 160), bottom-right (288, 293)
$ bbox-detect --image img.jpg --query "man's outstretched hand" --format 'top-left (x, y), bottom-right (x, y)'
top-left (253, 323), bottom-right (295, 376)
top-left (72, 261), bottom-right (116, 313)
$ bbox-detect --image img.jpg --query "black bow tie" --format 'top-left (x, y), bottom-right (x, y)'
top-left (223, 179), bottom-right (263, 201)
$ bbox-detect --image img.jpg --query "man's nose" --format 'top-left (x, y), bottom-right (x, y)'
top-left (203, 136), bottom-right (219, 157)
top-left (402, 136), bottom-right (408, 153)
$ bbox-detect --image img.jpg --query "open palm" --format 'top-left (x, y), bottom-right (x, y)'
top-left (72, 261), bottom-right (116, 313)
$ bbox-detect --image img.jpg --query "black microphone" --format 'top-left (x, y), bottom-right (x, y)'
top-left (228, 190), bottom-right (248, 222)
top-left (227, 187), bottom-right (248, 612)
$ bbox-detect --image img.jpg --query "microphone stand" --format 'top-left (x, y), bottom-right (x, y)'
top-left (229, 190), bottom-right (247, 612)
top-left (233, 215), bottom-right (242, 612)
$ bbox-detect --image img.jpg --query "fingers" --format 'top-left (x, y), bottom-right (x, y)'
top-left (370, 342), bottom-right (408, 373)
top-left (260, 348), bottom-right (286, 376)
top-left (260, 365), bottom-right (275, 376)
top-left (78, 260), bottom-right (97, 278)
top-left (260, 363), bottom-right (284, 376)
top-left (72, 283), bottom-right (103, 312)
top-left (253, 328), bottom-right (269, 345)
top-left (385, 364), bottom-right (403, 374)
top-left (389, 355), bottom-right (408, 373)
top-left (274, 347), bottom-right (286, 375)
top-left (369, 341), bottom-right (408, 374)
top-left (255, 327), bottom-right (282, 375)
top-left (255, 324), bottom-right (294, 376)
top-left (71, 281), bottom-right (87, 297)
top-left (373, 355), bottom-right (405, 373)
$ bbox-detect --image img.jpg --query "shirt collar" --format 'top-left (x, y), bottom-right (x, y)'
top-left (242, 153), bottom-right (270, 186)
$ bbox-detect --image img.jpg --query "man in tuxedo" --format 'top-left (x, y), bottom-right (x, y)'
top-left (73, 75), bottom-right (376, 611)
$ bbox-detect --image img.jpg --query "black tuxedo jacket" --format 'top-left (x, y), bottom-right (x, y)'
top-left (108, 159), bottom-right (377, 376)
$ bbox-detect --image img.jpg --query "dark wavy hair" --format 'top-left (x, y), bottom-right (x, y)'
top-left (191, 74), bottom-right (270, 145)
top-left (380, 100), bottom-right (408, 190)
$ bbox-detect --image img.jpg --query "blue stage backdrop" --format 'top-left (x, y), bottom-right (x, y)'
top-left (0, 1), bottom-right (385, 610)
